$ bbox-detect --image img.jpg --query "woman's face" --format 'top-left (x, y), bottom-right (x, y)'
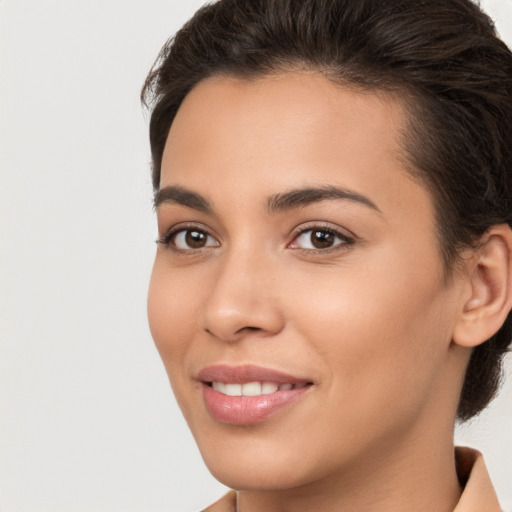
top-left (148, 73), bottom-right (466, 490)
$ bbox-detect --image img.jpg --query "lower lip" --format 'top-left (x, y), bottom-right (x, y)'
top-left (202, 384), bottom-right (310, 425)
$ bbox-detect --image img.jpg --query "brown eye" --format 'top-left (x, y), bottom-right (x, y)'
top-left (310, 230), bottom-right (336, 249)
top-left (290, 227), bottom-right (353, 251)
top-left (171, 229), bottom-right (219, 250)
top-left (185, 230), bottom-right (207, 248)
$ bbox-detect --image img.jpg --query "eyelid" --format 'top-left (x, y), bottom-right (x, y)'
top-left (156, 221), bottom-right (355, 254)
top-left (157, 222), bottom-right (220, 250)
top-left (287, 223), bottom-right (355, 252)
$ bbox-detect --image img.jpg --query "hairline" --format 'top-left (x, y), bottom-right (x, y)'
top-left (152, 66), bottom-right (462, 279)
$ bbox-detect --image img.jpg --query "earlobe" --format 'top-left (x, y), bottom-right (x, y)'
top-left (453, 224), bottom-right (512, 348)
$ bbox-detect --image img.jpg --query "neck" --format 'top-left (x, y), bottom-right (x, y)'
top-left (237, 418), bottom-right (462, 512)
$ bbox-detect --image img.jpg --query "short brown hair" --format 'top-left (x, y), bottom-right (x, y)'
top-left (142, 0), bottom-right (512, 421)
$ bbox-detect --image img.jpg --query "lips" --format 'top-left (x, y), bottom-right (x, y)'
top-left (197, 365), bottom-right (313, 425)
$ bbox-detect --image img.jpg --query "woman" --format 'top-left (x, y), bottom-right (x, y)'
top-left (142, 0), bottom-right (512, 510)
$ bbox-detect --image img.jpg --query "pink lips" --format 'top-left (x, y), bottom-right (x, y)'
top-left (198, 365), bottom-right (312, 425)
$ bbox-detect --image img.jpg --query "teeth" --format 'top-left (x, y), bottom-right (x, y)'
top-left (242, 382), bottom-right (262, 396)
top-left (261, 382), bottom-right (279, 394)
top-left (212, 381), bottom-right (227, 394)
top-left (210, 381), bottom-right (303, 396)
top-left (225, 383), bottom-right (242, 396)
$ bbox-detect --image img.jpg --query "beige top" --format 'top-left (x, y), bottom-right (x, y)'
top-left (202, 447), bottom-right (502, 512)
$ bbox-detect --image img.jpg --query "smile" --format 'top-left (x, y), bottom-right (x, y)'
top-left (198, 365), bottom-right (313, 425)
top-left (209, 381), bottom-right (308, 396)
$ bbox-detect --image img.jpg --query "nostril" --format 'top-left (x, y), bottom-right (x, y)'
top-left (233, 326), bottom-right (263, 337)
top-left (231, 325), bottom-right (261, 336)
top-left (203, 301), bottom-right (285, 342)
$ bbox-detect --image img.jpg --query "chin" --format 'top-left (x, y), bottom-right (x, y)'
top-left (203, 452), bottom-right (312, 491)
top-left (192, 424), bottom-right (333, 492)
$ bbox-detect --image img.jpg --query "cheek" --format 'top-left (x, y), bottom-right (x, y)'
top-left (147, 259), bottom-right (199, 366)
top-left (290, 251), bottom-right (453, 416)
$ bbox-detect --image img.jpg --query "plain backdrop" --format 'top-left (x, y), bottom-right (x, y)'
top-left (1, 1), bottom-right (511, 511)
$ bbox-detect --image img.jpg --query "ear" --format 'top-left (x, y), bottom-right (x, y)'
top-left (453, 224), bottom-right (512, 348)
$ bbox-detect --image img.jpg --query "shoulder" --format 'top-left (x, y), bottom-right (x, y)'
top-left (454, 447), bottom-right (502, 511)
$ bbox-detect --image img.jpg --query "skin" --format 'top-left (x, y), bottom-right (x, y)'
top-left (147, 72), bottom-right (509, 512)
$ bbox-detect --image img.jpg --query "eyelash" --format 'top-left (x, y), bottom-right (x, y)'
top-left (157, 223), bottom-right (217, 251)
top-left (289, 224), bottom-right (355, 254)
top-left (157, 223), bottom-right (355, 254)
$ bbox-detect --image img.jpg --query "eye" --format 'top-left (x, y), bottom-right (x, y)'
top-left (158, 227), bottom-right (219, 251)
top-left (289, 227), bottom-right (353, 251)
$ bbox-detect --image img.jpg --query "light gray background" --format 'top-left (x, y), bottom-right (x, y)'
top-left (1, 1), bottom-right (511, 511)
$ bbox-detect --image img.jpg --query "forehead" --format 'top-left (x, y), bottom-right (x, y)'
top-left (164, 71), bottom-right (407, 164)
top-left (161, 71), bottom-right (429, 219)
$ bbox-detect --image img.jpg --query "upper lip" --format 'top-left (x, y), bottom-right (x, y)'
top-left (197, 364), bottom-right (312, 385)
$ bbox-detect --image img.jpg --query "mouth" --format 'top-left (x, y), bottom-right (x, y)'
top-left (198, 365), bottom-right (313, 425)
top-left (208, 381), bottom-right (309, 396)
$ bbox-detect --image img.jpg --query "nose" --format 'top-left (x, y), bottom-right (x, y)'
top-left (202, 249), bottom-right (285, 343)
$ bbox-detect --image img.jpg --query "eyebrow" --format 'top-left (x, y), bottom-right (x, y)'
top-left (154, 186), bottom-right (213, 213)
top-left (154, 184), bottom-right (381, 215)
top-left (266, 185), bottom-right (381, 214)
